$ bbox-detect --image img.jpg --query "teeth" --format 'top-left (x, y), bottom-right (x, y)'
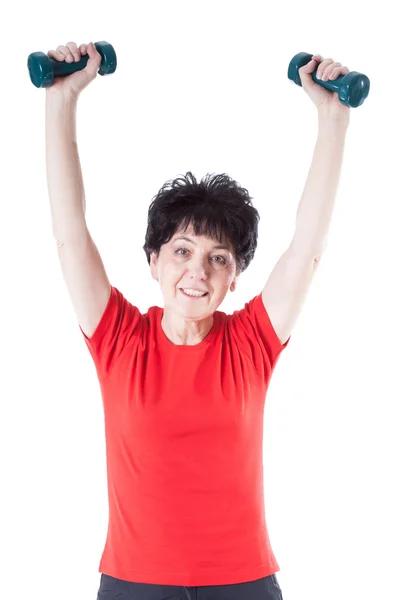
top-left (182, 289), bottom-right (206, 297)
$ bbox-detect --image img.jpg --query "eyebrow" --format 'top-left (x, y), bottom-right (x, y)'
top-left (173, 236), bottom-right (230, 251)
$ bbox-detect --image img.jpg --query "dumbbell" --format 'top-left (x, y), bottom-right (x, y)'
top-left (288, 52), bottom-right (370, 108)
top-left (27, 41), bottom-right (117, 88)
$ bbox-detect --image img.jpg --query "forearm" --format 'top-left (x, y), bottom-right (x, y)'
top-left (45, 91), bottom-right (88, 243)
top-left (291, 114), bottom-right (349, 257)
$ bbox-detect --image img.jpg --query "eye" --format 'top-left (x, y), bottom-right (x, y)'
top-left (175, 248), bottom-right (227, 264)
top-left (214, 256), bottom-right (227, 264)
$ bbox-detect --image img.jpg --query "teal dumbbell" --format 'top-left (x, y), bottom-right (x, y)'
top-left (288, 52), bottom-right (370, 108)
top-left (27, 41), bottom-right (117, 88)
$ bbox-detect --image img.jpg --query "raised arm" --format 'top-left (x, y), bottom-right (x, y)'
top-left (46, 90), bottom-right (88, 244)
top-left (262, 55), bottom-right (351, 345)
top-left (45, 41), bottom-right (111, 338)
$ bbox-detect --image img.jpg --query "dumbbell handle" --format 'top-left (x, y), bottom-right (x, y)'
top-left (311, 70), bottom-right (343, 93)
top-left (51, 53), bottom-right (91, 78)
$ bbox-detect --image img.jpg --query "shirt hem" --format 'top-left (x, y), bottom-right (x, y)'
top-left (99, 561), bottom-right (280, 587)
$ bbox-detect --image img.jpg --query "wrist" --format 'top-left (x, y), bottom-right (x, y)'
top-left (45, 88), bottom-right (79, 106)
top-left (317, 109), bottom-right (350, 134)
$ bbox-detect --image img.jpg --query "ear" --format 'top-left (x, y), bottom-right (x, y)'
top-left (230, 274), bottom-right (239, 293)
top-left (150, 252), bottom-right (159, 282)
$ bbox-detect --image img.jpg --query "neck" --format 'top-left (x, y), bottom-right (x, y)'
top-left (161, 313), bottom-right (214, 345)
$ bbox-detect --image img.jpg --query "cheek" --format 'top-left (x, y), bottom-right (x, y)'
top-left (163, 262), bottom-right (183, 283)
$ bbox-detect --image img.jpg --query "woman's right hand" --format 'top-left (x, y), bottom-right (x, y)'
top-left (45, 41), bottom-right (102, 98)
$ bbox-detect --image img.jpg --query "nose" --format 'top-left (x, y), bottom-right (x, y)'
top-left (187, 256), bottom-right (209, 279)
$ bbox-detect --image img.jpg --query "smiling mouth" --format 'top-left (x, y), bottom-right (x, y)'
top-left (179, 289), bottom-right (208, 298)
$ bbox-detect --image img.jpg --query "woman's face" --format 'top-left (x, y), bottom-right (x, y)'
top-left (150, 223), bottom-right (239, 318)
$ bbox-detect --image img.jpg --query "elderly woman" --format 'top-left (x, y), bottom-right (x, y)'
top-left (46, 41), bottom-right (350, 600)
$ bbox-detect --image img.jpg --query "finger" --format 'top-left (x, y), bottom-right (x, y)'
top-left (316, 58), bottom-right (334, 79)
top-left (54, 45), bottom-right (74, 63)
top-left (79, 43), bottom-right (88, 55)
top-left (65, 41), bottom-right (80, 62)
top-left (299, 58), bottom-right (318, 75)
top-left (328, 65), bottom-right (349, 80)
top-left (47, 49), bottom-right (64, 60)
top-left (86, 42), bottom-right (101, 60)
top-left (321, 61), bottom-right (341, 81)
top-left (48, 46), bottom-right (72, 62)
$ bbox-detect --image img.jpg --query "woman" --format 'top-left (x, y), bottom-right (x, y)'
top-left (46, 40), bottom-right (351, 600)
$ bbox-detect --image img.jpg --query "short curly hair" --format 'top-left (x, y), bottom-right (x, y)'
top-left (143, 171), bottom-right (260, 274)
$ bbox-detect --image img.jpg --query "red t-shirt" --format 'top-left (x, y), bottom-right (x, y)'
top-left (80, 286), bottom-right (290, 586)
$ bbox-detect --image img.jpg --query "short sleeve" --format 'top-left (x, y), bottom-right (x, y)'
top-left (79, 285), bottom-right (142, 380)
top-left (228, 293), bottom-right (290, 381)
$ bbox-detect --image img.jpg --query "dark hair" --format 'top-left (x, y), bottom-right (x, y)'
top-left (143, 171), bottom-right (260, 274)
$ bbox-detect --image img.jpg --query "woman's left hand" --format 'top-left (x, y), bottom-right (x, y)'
top-left (298, 54), bottom-right (351, 120)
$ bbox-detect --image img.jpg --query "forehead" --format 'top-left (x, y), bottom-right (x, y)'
top-left (171, 224), bottom-right (232, 251)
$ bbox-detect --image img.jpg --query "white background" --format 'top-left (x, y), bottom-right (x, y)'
top-left (2, 1), bottom-right (399, 598)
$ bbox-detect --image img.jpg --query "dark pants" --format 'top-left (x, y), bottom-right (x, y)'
top-left (97, 573), bottom-right (283, 599)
